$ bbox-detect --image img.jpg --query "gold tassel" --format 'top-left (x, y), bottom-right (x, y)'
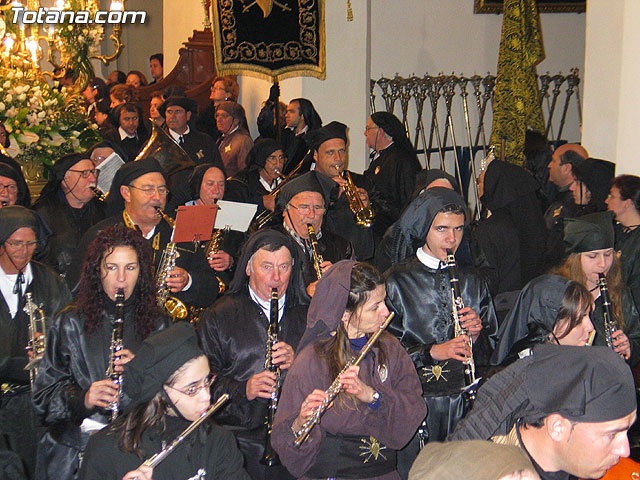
top-left (347, 0), bottom-right (353, 21)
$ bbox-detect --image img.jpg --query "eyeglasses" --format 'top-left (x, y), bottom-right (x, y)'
top-left (5, 240), bottom-right (38, 249)
top-left (128, 185), bottom-right (170, 196)
top-left (0, 183), bottom-right (18, 194)
top-left (68, 168), bottom-right (99, 179)
top-left (164, 374), bottom-right (214, 397)
top-left (266, 154), bottom-right (286, 163)
top-left (365, 126), bottom-right (379, 132)
top-left (288, 203), bottom-right (326, 215)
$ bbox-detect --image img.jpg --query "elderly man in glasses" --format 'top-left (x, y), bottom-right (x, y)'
top-left (272, 171), bottom-right (354, 296)
top-left (33, 152), bottom-right (105, 277)
top-left (66, 158), bottom-right (221, 317)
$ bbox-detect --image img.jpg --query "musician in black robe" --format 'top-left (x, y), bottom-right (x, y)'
top-left (0, 207), bottom-right (71, 479)
top-left (101, 103), bottom-right (149, 162)
top-left (273, 170), bottom-right (354, 292)
top-left (32, 226), bottom-right (168, 480)
top-left (198, 230), bottom-right (309, 480)
top-left (0, 159), bottom-right (30, 208)
top-left (384, 187), bottom-right (497, 477)
top-left (33, 153), bottom-right (105, 277)
top-left (364, 112), bottom-right (421, 236)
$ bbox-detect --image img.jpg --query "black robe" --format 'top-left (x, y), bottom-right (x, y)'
top-left (101, 129), bottom-right (149, 163)
top-left (79, 415), bottom-right (250, 480)
top-left (181, 128), bottom-right (224, 167)
top-left (198, 290), bottom-right (307, 480)
top-left (363, 143), bottom-right (420, 230)
top-left (33, 191), bottom-right (105, 278)
top-left (544, 188), bottom-right (578, 269)
top-left (31, 301), bottom-right (168, 480)
top-left (384, 256), bottom-right (498, 442)
top-left (615, 224), bottom-right (640, 313)
top-left (0, 261), bottom-right (71, 479)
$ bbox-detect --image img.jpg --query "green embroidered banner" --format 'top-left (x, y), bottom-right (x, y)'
top-left (490, 0), bottom-right (545, 165)
top-left (212, 0), bottom-right (326, 81)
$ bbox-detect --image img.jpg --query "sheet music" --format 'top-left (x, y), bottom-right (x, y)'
top-left (96, 153), bottom-right (125, 193)
top-left (215, 200), bottom-right (258, 232)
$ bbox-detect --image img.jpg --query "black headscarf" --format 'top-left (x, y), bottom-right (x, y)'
top-left (564, 211), bottom-right (615, 254)
top-left (246, 138), bottom-right (282, 170)
top-left (371, 112), bottom-right (416, 155)
top-left (105, 157), bottom-right (166, 216)
top-left (572, 158), bottom-right (615, 211)
top-left (124, 323), bottom-right (202, 409)
top-left (0, 205), bottom-right (51, 253)
top-left (387, 187), bottom-right (468, 265)
top-left (453, 344), bottom-right (636, 441)
top-left (297, 260), bottom-right (356, 352)
top-left (36, 152), bottom-right (91, 203)
top-left (228, 229), bottom-right (309, 306)
top-left (0, 160), bottom-right (30, 207)
top-left (188, 163), bottom-right (226, 201)
top-left (491, 275), bottom-right (572, 365)
top-left (275, 171), bottom-right (338, 213)
top-left (304, 121), bottom-right (348, 152)
top-left (412, 169), bottom-right (460, 199)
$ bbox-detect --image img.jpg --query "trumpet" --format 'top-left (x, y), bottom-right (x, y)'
top-left (339, 168), bottom-right (375, 228)
top-left (306, 224), bottom-right (324, 280)
top-left (105, 288), bottom-right (125, 420)
top-left (24, 292), bottom-right (47, 389)
top-left (294, 312), bottom-right (394, 447)
top-left (261, 288), bottom-right (281, 466)
top-left (445, 249), bottom-right (477, 398)
top-left (89, 186), bottom-right (108, 202)
top-left (141, 394), bottom-right (230, 468)
top-left (154, 207), bottom-right (188, 321)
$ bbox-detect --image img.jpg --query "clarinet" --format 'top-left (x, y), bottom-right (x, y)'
top-left (599, 273), bottom-right (621, 355)
top-left (105, 288), bottom-right (125, 421)
top-left (141, 394), bottom-right (230, 468)
top-left (306, 224), bottom-right (324, 280)
top-left (445, 249), bottom-right (477, 396)
top-left (260, 288), bottom-right (281, 466)
top-left (294, 312), bottom-right (394, 447)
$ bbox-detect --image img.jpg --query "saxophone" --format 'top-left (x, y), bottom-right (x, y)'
top-left (445, 249), bottom-right (477, 398)
top-left (306, 224), bottom-right (324, 280)
top-left (24, 292), bottom-right (47, 390)
top-left (342, 169), bottom-right (375, 228)
top-left (294, 312), bottom-right (394, 447)
top-left (260, 288), bottom-right (281, 466)
top-left (89, 186), bottom-right (108, 202)
top-left (155, 207), bottom-right (188, 321)
top-left (105, 288), bottom-right (125, 421)
top-left (598, 273), bottom-right (621, 355)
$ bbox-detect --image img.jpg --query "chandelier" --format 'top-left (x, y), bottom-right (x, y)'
top-left (0, 0), bottom-right (127, 90)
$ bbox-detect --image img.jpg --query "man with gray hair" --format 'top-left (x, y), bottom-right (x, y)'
top-left (450, 344), bottom-right (637, 480)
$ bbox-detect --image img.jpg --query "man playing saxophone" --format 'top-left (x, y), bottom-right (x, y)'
top-left (0, 206), bottom-right (71, 479)
top-left (67, 158), bottom-right (222, 314)
top-left (273, 170), bottom-right (354, 296)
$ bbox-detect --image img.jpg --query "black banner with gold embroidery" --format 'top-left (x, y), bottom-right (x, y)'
top-left (212, 0), bottom-right (325, 80)
top-left (490, 0), bottom-right (545, 165)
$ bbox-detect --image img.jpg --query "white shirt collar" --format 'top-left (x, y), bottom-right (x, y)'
top-left (118, 126), bottom-right (137, 140)
top-left (169, 126), bottom-right (190, 142)
top-left (249, 286), bottom-right (286, 322)
top-left (0, 262), bottom-right (34, 318)
top-left (416, 247), bottom-right (443, 270)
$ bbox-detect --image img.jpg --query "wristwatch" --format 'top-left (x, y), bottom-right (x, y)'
top-left (370, 390), bottom-right (380, 404)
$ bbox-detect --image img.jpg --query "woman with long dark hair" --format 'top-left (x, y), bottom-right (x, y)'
top-left (271, 261), bottom-right (425, 479)
top-left (32, 226), bottom-right (168, 480)
top-left (79, 323), bottom-right (250, 480)
top-left (491, 275), bottom-right (594, 367)
top-left (550, 211), bottom-right (640, 367)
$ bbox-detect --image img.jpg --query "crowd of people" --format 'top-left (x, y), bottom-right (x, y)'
top-left (0, 61), bottom-right (639, 480)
